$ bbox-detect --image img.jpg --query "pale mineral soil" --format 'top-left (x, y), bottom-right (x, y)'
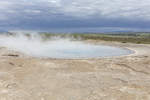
top-left (0, 40), bottom-right (150, 100)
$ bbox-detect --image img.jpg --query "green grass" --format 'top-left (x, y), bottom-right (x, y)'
top-left (4, 32), bottom-right (150, 44)
top-left (39, 32), bottom-right (150, 44)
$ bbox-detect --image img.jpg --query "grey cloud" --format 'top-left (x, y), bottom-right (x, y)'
top-left (1, 0), bottom-right (150, 20)
top-left (0, 0), bottom-right (150, 31)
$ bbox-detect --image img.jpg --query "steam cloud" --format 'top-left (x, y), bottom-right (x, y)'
top-left (0, 33), bottom-right (131, 58)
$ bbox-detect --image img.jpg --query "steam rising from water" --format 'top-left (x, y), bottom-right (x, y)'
top-left (0, 33), bottom-right (131, 58)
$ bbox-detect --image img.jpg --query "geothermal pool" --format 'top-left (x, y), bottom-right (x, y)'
top-left (40, 42), bottom-right (132, 59)
top-left (0, 34), bottom-right (133, 59)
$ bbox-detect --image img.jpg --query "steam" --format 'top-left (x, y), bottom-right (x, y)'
top-left (0, 33), bottom-right (131, 58)
top-left (0, 33), bottom-right (95, 58)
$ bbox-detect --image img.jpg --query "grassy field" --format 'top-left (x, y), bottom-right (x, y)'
top-left (39, 32), bottom-right (150, 44)
top-left (2, 32), bottom-right (150, 44)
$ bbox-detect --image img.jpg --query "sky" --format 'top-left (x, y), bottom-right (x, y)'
top-left (0, 0), bottom-right (150, 32)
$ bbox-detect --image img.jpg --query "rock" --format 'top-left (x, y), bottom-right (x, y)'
top-left (3, 54), bottom-right (19, 57)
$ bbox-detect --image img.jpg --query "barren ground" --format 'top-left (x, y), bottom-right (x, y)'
top-left (0, 40), bottom-right (150, 100)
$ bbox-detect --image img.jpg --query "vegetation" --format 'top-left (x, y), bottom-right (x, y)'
top-left (2, 32), bottom-right (150, 44)
top-left (39, 32), bottom-right (150, 44)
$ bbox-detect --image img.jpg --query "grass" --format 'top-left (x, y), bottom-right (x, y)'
top-left (3, 32), bottom-right (150, 44)
top-left (39, 32), bottom-right (150, 44)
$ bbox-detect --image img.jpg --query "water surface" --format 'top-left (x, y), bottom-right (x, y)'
top-left (38, 41), bottom-right (132, 59)
top-left (0, 35), bottom-right (133, 59)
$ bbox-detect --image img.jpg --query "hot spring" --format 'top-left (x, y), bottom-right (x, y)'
top-left (0, 33), bottom-right (133, 59)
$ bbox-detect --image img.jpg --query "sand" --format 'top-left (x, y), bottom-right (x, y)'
top-left (0, 40), bottom-right (150, 100)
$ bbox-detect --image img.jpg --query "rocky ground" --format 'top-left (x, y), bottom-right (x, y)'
top-left (0, 41), bottom-right (150, 100)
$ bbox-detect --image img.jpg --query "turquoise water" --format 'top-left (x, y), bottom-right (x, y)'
top-left (43, 44), bottom-right (133, 59)
top-left (33, 40), bottom-right (133, 59)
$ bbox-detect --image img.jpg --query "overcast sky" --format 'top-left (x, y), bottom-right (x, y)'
top-left (0, 0), bottom-right (150, 32)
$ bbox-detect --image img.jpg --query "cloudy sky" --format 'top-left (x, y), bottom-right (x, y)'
top-left (0, 0), bottom-right (150, 32)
